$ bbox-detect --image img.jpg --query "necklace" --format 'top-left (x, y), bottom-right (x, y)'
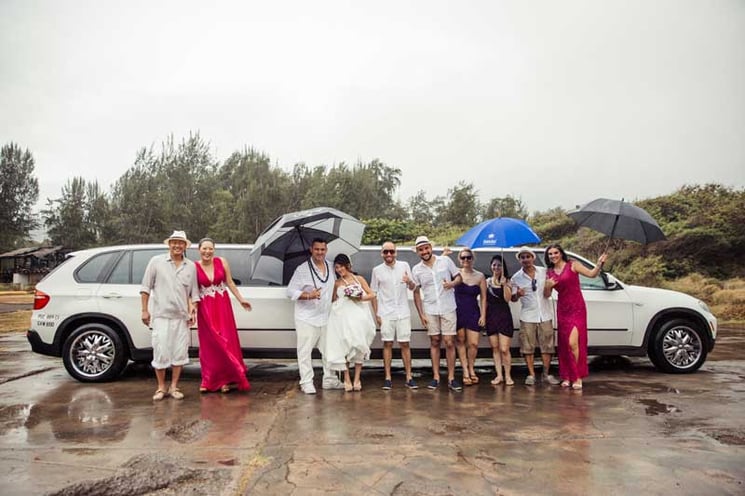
top-left (309, 259), bottom-right (330, 285)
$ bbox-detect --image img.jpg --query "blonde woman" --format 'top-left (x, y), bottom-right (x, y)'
top-left (454, 248), bottom-right (487, 385)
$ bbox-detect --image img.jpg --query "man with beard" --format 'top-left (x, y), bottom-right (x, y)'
top-left (411, 236), bottom-right (463, 392)
top-left (371, 241), bottom-right (417, 390)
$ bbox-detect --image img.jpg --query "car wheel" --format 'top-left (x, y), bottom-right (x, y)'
top-left (62, 323), bottom-right (128, 382)
top-left (649, 318), bottom-right (707, 374)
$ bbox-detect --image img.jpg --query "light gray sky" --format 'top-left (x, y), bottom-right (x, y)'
top-left (2, 0), bottom-right (744, 216)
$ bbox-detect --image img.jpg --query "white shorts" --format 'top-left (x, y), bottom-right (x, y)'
top-left (380, 317), bottom-right (412, 343)
top-left (425, 311), bottom-right (457, 337)
top-left (151, 317), bottom-right (190, 369)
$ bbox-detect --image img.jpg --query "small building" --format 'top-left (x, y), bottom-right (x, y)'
top-left (0, 245), bottom-right (68, 288)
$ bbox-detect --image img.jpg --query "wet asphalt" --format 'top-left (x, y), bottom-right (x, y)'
top-left (0, 329), bottom-right (743, 496)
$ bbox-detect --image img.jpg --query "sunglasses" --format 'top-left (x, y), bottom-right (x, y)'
top-left (531, 279), bottom-right (537, 292)
top-left (382, 249), bottom-right (395, 255)
top-left (460, 255), bottom-right (473, 260)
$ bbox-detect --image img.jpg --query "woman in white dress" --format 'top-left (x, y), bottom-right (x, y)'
top-left (325, 253), bottom-right (377, 392)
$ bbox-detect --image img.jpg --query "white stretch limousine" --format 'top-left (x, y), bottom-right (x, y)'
top-left (28, 244), bottom-right (717, 382)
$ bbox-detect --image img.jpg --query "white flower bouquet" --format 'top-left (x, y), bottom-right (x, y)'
top-left (344, 285), bottom-right (364, 300)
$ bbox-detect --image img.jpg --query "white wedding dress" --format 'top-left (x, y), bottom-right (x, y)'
top-left (325, 278), bottom-right (376, 371)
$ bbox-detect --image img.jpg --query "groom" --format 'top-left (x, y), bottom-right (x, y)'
top-left (286, 238), bottom-right (344, 394)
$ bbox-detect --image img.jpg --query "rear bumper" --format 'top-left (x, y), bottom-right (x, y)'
top-left (27, 330), bottom-right (60, 357)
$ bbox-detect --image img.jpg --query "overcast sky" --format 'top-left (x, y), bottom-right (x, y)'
top-left (2, 0), bottom-right (743, 217)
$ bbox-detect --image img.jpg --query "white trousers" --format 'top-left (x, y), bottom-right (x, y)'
top-left (151, 317), bottom-right (190, 369)
top-left (295, 320), bottom-right (335, 386)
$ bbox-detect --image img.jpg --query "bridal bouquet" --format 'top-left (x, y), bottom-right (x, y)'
top-left (344, 285), bottom-right (364, 300)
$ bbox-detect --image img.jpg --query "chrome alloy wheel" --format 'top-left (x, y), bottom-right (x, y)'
top-left (69, 330), bottom-right (115, 378)
top-left (661, 324), bottom-right (703, 370)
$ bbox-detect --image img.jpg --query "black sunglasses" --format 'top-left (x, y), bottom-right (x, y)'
top-left (460, 255), bottom-right (473, 260)
top-left (382, 249), bottom-right (395, 255)
top-left (531, 279), bottom-right (537, 292)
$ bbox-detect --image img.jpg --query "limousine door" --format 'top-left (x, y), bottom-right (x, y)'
top-left (575, 272), bottom-right (634, 347)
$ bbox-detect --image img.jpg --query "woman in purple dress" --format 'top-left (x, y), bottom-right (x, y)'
top-left (484, 255), bottom-right (515, 386)
top-left (454, 248), bottom-right (486, 386)
top-left (544, 244), bottom-right (607, 390)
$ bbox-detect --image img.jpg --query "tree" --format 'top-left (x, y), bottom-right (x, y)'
top-left (483, 195), bottom-right (528, 220)
top-left (0, 143), bottom-right (39, 251)
top-left (108, 133), bottom-right (219, 243)
top-left (439, 181), bottom-right (480, 227)
top-left (43, 177), bottom-right (110, 249)
top-left (407, 190), bottom-right (445, 226)
top-left (215, 148), bottom-right (293, 242)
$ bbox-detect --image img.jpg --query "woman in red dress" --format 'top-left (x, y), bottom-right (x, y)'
top-left (544, 244), bottom-right (607, 390)
top-left (195, 238), bottom-right (252, 393)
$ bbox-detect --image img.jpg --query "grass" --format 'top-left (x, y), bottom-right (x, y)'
top-left (0, 310), bottom-right (31, 334)
top-left (665, 275), bottom-right (745, 324)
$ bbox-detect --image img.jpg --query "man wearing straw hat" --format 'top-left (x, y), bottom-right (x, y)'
top-left (140, 230), bottom-right (200, 401)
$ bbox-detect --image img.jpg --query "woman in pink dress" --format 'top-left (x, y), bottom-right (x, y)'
top-left (195, 238), bottom-right (252, 393)
top-left (544, 244), bottom-right (607, 390)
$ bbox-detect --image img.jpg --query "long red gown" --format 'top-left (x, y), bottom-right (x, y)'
top-left (547, 264), bottom-right (589, 382)
top-left (196, 257), bottom-right (250, 392)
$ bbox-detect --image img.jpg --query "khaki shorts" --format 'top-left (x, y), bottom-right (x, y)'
top-left (425, 311), bottom-right (457, 336)
top-left (519, 320), bottom-right (555, 355)
top-left (380, 317), bottom-right (412, 343)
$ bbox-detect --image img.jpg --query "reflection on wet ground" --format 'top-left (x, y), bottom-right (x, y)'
top-left (0, 329), bottom-right (743, 494)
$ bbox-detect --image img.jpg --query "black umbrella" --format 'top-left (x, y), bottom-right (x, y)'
top-left (568, 198), bottom-right (666, 246)
top-left (249, 207), bottom-right (365, 285)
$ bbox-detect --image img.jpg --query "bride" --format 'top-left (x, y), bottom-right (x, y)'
top-left (325, 253), bottom-right (377, 392)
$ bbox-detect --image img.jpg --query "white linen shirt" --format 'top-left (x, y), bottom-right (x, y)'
top-left (286, 258), bottom-right (334, 327)
top-left (140, 254), bottom-right (200, 320)
top-left (511, 266), bottom-right (554, 323)
top-left (411, 255), bottom-right (460, 315)
top-left (370, 260), bottom-right (412, 319)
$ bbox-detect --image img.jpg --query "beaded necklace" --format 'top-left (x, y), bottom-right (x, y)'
top-left (308, 259), bottom-right (330, 286)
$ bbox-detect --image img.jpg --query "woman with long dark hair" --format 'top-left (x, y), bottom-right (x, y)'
top-left (544, 244), bottom-right (607, 389)
top-left (484, 255), bottom-right (514, 385)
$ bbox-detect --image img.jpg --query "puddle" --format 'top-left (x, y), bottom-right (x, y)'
top-left (0, 403), bottom-right (31, 435)
top-left (702, 428), bottom-right (745, 446)
top-left (166, 418), bottom-right (212, 443)
top-left (589, 381), bottom-right (685, 396)
top-left (637, 399), bottom-right (680, 416)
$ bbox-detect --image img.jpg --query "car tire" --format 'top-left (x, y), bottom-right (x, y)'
top-left (649, 318), bottom-right (707, 374)
top-left (62, 323), bottom-right (128, 382)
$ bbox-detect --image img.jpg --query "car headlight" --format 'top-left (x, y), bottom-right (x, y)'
top-left (697, 300), bottom-right (712, 314)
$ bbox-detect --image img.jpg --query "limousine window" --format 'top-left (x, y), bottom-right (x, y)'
top-left (75, 251), bottom-right (122, 283)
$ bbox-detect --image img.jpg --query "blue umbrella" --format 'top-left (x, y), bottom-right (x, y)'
top-left (456, 217), bottom-right (541, 248)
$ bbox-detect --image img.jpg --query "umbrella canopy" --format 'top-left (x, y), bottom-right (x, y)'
top-left (249, 207), bottom-right (365, 285)
top-left (456, 217), bottom-right (541, 249)
top-left (568, 198), bottom-right (666, 244)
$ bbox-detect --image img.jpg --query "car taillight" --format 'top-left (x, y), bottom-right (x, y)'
top-left (33, 290), bottom-right (50, 310)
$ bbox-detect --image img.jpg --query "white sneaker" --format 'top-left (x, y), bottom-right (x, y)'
top-left (524, 375), bottom-right (536, 386)
top-left (542, 374), bottom-right (560, 385)
top-left (301, 383), bottom-right (317, 395)
top-left (322, 378), bottom-right (345, 390)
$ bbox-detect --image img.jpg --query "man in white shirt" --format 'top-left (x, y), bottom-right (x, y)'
top-left (411, 235), bottom-right (463, 392)
top-left (510, 246), bottom-right (560, 386)
top-left (286, 238), bottom-right (344, 394)
top-left (140, 230), bottom-right (200, 401)
top-left (371, 241), bottom-right (417, 390)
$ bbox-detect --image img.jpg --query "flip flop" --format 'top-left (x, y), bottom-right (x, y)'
top-left (490, 377), bottom-right (503, 385)
top-left (463, 376), bottom-right (473, 386)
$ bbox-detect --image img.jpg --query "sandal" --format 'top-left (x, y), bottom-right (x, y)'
top-left (490, 376), bottom-right (503, 386)
top-left (505, 378), bottom-right (515, 386)
top-left (169, 387), bottom-right (184, 400)
top-left (344, 382), bottom-right (353, 392)
top-left (220, 385), bottom-right (231, 394)
top-left (199, 387), bottom-right (208, 393)
top-left (572, 382), bottom-right (583, 390)
top-left (353, 381), bottom-right (362, 391)
top-left (560, 380), bottom-right (571, 388)
top-left (152, 389), bottom-right (167, 401)
top-left (463, 376), bottom-right (473, 386)
top-left (470, 375), bottom-right (479, 384)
